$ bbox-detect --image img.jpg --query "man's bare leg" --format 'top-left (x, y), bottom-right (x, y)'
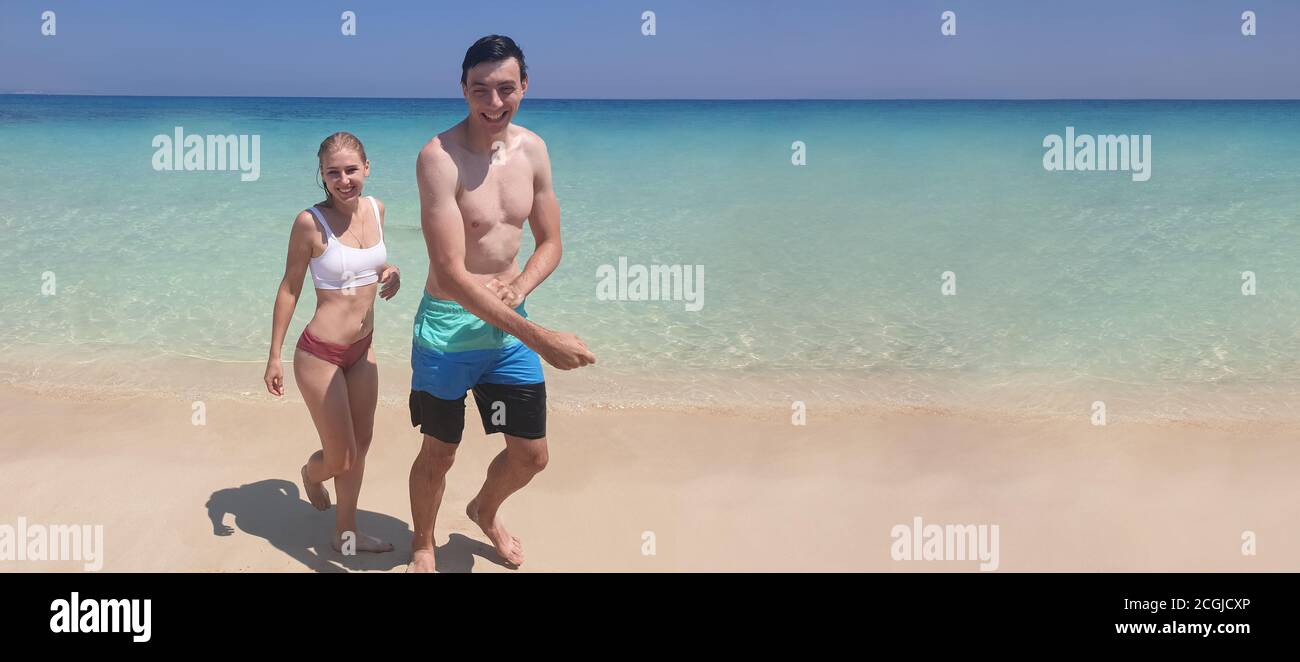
top-left (466, 435), bottom-right (548, 567)
top-left (408, 434), bottom-right (458, 572)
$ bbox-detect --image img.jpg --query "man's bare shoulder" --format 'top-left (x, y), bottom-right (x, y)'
top-left (512, 124), bottom-right (548, 154)
top-left (418, 133), bottom-right (459, 168)
top-left (510, 125), bottom-right (550, 173)
top-left (417, 129), bottom-right (467, 190)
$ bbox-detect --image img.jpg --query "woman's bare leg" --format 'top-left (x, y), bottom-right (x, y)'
top-left (330, 347), bottom-right (392, 552)
top-left (293, 348), bottom-right (358, 510)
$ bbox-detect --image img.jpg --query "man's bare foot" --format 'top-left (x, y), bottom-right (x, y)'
top-left (466, 497), bottom-right (524, 567)
top-left (301, 464), bottom-right (331, 511)
top-left (332, 531), bottom-right (394, 554)
top-left (407, 549), bottom-right (437, 573)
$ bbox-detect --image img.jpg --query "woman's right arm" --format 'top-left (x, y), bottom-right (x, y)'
top-left (264, 212), bottom-right (316, 396)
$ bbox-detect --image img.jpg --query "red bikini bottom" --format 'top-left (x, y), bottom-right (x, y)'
top-left (296, 327), bottom-right (373, 368)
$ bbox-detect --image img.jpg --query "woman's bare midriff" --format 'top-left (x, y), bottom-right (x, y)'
top-left (304, 285), bottom-right (378, 345)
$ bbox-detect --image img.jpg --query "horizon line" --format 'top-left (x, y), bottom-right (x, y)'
top-left (3, 92), bottom-right (1299, 102)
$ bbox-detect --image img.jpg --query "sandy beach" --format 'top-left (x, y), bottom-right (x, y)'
top-left (2, 371), bottom-right (1296, 573)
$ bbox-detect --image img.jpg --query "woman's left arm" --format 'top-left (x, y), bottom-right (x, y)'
top-left (375, 198), bottom-right (400, 300)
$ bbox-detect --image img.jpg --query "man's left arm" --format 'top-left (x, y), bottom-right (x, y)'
top-left (502, 137), bottom-right (561, 302)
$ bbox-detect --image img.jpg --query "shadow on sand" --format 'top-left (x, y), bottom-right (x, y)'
top-left (205, 479), bottom-right (509, 573)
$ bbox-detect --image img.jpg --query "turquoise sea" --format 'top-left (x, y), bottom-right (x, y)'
top-left (2, 96), bottom-right (1299, 418)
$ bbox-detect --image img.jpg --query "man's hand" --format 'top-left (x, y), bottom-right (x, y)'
top-left (536, 330), bottom-right (596, 370)
top-left (485, 277), bottom-right (526, 308)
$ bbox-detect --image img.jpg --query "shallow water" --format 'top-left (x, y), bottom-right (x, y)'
top-left (2, 97), bottom-right (1299, 420)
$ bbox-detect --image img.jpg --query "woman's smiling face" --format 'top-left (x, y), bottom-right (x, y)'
top-left (320, 148), bottom-right (369, 202)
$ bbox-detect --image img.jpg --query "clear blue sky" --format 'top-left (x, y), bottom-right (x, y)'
top-left (4, 0), bottom-right (1298, 98)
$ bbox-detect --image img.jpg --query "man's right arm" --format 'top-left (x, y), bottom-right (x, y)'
top-left (416, 141), bottom-right (595, 370)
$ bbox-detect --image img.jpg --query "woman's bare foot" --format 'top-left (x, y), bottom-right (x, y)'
top-left (407, 549), bottom-right (437, 573)
top-left (466, 497), bottom-right (524, 567)
top-left (301, 464), bottom-right (331, 511)
top-left (332, 531), bottom-right (394, 554)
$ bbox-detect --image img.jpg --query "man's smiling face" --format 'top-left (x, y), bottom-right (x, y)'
top-left (463, 57), bottom-right (527, 134)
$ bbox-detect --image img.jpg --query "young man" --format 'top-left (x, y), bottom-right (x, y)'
top-left (407, 35), bottom-right (596, 572)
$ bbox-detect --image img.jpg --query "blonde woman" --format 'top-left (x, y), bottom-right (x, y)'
top-left (265, 132), bottom-right (400, 553)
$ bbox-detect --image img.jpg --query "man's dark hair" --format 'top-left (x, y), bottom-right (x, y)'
top-left (461, 35), bottom-right (527, 86)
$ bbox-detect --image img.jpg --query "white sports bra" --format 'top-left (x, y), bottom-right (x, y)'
top-left (306, 196), bottom-right (388, 290)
